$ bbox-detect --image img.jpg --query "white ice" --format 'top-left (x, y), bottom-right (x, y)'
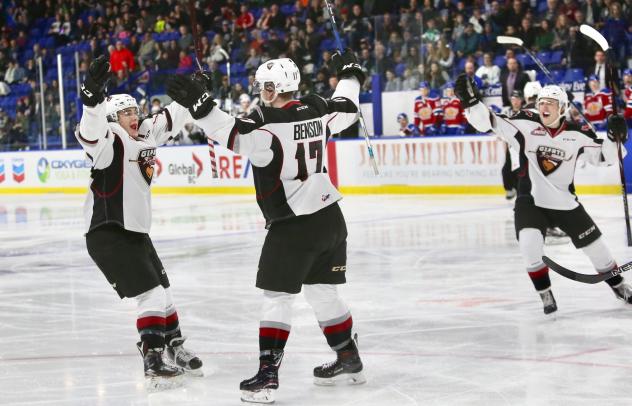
top-left (1, 194), bottom-right (632, 406)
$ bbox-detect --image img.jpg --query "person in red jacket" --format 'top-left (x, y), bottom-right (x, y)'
top-left (236, 4), bottom-right (255, 30)
top-left (109, 40), bottom-right (136, 74)
top-left (584, 74), bottom-right (613, 131)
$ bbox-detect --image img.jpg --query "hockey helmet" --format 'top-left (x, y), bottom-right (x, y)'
top-left (588, 74), bottom-right (599, 82)
top-left (523, 81), bottom-right (542, 100)
top-left (419, 81), bottom-right (429, 89)
top-left (624, 69), bottom-right (632, 77)
top-left (239, 93), bottom-right (251, 104)
top-left (106, 94), bottom-right (140, 122)
top-left (537, 85), bottom-right (568, 124)
top-left (253, 58), bottom-right (300, 96)
top-left (397, 112), bottom-right (408, 122)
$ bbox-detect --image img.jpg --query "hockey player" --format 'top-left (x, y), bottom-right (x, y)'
top-left (76, 56), bottom-right (202, 391)
top-left (584, 74), bottom-right (613, 131)
top-left (439, 82), bottom-right (466, 165)
top-left (455, 73), bottom-right (631, 315)
top-left (165, 51), bottom-right (366, 404)
top-left (398, 112), bottom-right (420, 165)
top-left (623, 69), bottom-right (632, 125)
top-left (414, 81), bottom-right (441, 164)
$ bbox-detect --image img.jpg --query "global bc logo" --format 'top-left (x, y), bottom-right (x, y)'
top-left (37, 157), bottom-right (51, 183)
top-left (168, 152), bottom-right (203, 184)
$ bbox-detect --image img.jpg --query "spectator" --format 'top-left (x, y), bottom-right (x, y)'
top-left (426, 62), bottom-right (449, 90)
top-left (236, 4), bottom-right (255, 30)
top-left (488, 1), bottom-right (506, 32)
top-left (236, 93), bottom-right (253, 118)
top-left (137, 33), bottom-right (158, 69)
top-left (401, 68), bottom-right (419, 91)
top-left (406, 45), bottom-right (421, 69)
top-left (560, 0), bottom-right (580, 22)
top-left (156, 51), bottom-right (176, 71)
top-left (437, 39), bottom-right (454, 71)
top-left (534, 19), bottom-right (554, 51)
top-left (469, 8), bottom-right (485, 34)
top-left (421, 18), bottom-right (441, 43)
top-left (312, 70), bottom-right (328, 95)
top-left (244, 48), bottom-right (262, 74)
top-left (264, 30), bottom-right (285, 59)
top-left (177, 51), bottom-right (193, 73)
top-left (479, 22), bottom-right (499, 54)
top-left (567, 25), bottom-right (593, 71)
top-left (384, 69), bottom-right (402, 92)
top-left (500, 57), bottom-right (530, 106)
top-left (178, 26), bottom-right (193, 51)
top-left (588, 50), bottom-right (618, 91)
top-left (518, 17), bottom-right (537, 50)
top-left (208, 36), bottom-right (228, 64)
top-left (261, 4), bottom-right (286, 31)
top-left (230, 82), bottom-right (246, 103)
top-left (539, 0), bottom-right (560, 23)
top-left (551, 14), bottom-right (571, 51)
top-left (323, 76), bottom-right (338, 98)
top-left (109, 40), bottom-right (136, 74)
top-left (454, 24), bottom-right (480, 59)
top-left (602, 2), bottom-right (629, 66)
top-left (581, 0), bottom-right (600, 25)
top-left (452, 13), bottom-right (466, 42)
top-left (346, 4), bottom-right (372, 49)
top-left (4, 60), bottom-right (26, 84)
top-left (476, 53), bottom-right (501, 87)
top-left (506, 0), bottom-right (526, 29)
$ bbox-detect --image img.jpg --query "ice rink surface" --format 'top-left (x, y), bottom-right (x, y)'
top-left (1, 193), bottom-right (632, 406)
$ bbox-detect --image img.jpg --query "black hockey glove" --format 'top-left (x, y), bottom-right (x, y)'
top-left (454, 73), bottom-right (481, 109)
top-left (191, 71), bottom-right (213, 91)
top-left (80, 55), bottom-right (110, 107)
top-left (329, 48), bottom-right (366, 84)
top-left (166, 75), bottom-right (216, 120)
top-left (607, 114), bottom-right (629, 143)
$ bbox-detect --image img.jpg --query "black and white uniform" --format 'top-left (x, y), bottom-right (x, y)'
top-left (192, 77), bottom-right (362, 358)
top-left (465, 101), bottom-right (623, 291)
top-left (76, 100), bottom-right (191, 298)
top-left (194, 78), bottom-right (360, 294)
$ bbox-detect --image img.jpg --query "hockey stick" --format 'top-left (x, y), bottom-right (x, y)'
top-left (496, 36), bottom-right (596, 132)
top-left (323, 0), bottom-right (379, 175)
top-left (188, 0), bottom-right (218, 178)
top-left (579, 24), bottom-right (632, 246)
top-left (543, 255), bottom-right (632, 284)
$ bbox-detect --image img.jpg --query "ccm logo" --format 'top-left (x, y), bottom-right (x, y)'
top-left (331, 266), bottom-right (346, 272)
top-left (578, 225), bottom-right (596, 239)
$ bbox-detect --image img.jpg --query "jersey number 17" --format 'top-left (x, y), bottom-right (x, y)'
top-left (294, 140), bottom-right (323, 181)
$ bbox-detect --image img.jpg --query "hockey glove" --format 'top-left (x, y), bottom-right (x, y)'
top-left (329, 48), bottom-right (366, 84)
top-left (166, 75), bottom-right (215, 120)
top-left (80, 55), bottom-right (110, 107)
top-left (191, 71), bottom-right (213, 91)
top-left (455, 73), bottom-right (481, 109)
top-left (607, 114), bottom-right (629, 143)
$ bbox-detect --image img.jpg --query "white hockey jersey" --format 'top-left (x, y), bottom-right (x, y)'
top-left (75, 100), bottom-right (192, 233)
top-left (194, 78), bottom-right (361, 227)
top-left (465, 101), bottom-right (624, 210)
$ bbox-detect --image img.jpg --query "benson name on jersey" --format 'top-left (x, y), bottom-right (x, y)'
top-left (294, 120), bottom-right (324, 140)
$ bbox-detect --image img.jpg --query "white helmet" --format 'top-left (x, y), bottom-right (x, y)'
top-left (253, 58), bottom-right (300, 98)
top-left (537, 85), bottom-right (568, 125)
top-left (523, 81), bottom-right (542, 100)
top-left (239, 93), bottom-right (251, 104)
top-left (106, 94), bottom-right (140, 122)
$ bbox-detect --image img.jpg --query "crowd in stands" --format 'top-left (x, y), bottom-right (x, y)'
top-left (0, 0), bottom-right (630, 150)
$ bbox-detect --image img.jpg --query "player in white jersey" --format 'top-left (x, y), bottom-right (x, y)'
top-left (75, 56), bottom-right (202, 390)
top-left (165, 50), bottom-right (366, 404)
top-left (455, 73), bottom-right (631, 315)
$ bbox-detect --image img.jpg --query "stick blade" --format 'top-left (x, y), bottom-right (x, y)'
top-left (579, 24), bottom-right (610, 51)
top-left (542, 256), bottom-right (608, 284)
top-left (497, 36), bottom-right (523, 46)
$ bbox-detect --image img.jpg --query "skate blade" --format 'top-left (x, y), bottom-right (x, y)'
top-left (184, 367), bottom-right (204, 377)
top-left (145, 374), bottom-right (185, 392)
top-left (240, 388), bottom-right (275, 404)
top-left (314, 371), bottom-right (367, 386)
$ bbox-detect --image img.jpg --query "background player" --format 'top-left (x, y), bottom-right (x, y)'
top-left (165, 51), bottom-right (366, 404)
top-left (414, 81), bottom-right (441, 164)
top-left (76, 56), bottom-right (202, 391)
top-left (455, 73), bottom-right (631, 315)
top-left (584, 74), bottom-right (613, 131)
top-left (398, 112), bottom-right (420, 165)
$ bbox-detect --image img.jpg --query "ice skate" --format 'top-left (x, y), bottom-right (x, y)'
top-left (240, 350), bottom-right (283, 404)
top-left (545, 227), bottom-right (570, 246)
top-left (137, 341), bottom-right (184, 392)
top-left (166, 336), bottom-right (203, 377)
top-left (313, 334), bottom-right (366, 386)
top-left (539, 289), bottom-right (558, 315)
top-left (609, 281), bottom-right (632, 304)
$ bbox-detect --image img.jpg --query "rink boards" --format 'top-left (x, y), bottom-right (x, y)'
top-left (0, 135), bottom-right (621, 194)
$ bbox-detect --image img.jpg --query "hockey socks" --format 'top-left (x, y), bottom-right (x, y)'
top-left (528, 265), bottom-right (551, 292)
top-left (319, 313), bottom-right (353, 350)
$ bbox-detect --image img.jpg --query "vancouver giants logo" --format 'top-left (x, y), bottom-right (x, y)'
top-left (137, 148), bottom-right (156, 185)
top-left (12, 158), bottom-right (24, 183)
top-left (0, 159), bottom-right (4, 183)
top-left (536, 146), bottom-right (565, 175)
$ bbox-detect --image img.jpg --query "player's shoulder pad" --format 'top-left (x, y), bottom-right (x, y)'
top-left (566, 120), bottom-right (600, 141)
top-left (299, 93), bottom-right (328, 115)
top-left (600, 87), bottom-right (612, 94)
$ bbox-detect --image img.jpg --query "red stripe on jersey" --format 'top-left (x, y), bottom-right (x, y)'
top-left (327, 140), bottom-right (338, 188)
top-left (77, 131), bottom-right (99, 145)
top-left (528, 266), bottom-right (549, 279)
top-left (259, 327), bottom-right (290, 340)
top-left (323, 316), bottom-right (352, 335)
top-left (281, 100), bottom-right (302, 109)
top-left (166, 312), bottom-right (178, 325)
top-left (164, 108), bottom-right (173, 131)
top-left (137, 316), bottom-right (166, 330)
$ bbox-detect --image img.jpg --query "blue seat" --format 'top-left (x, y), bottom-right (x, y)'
top-left (536, 51), bottom-right (551, 65)
top-left (493, 55), bottom-right (506, 67)
top-left (516, 53), bottom-right (535, 69)
top-left (280, 4), bottom-right (294, 16)
top-left (394, 63), bottom-right (406, 77)
top-left (549, 50), bottom-right (563, 65)
top-left (563, 68), bottom-right (584, 82)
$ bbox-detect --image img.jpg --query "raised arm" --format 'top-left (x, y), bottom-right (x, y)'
top-left (76, 56), bottom-right (115, 169)
top-left (324, 49), bottom-right (365, 134)
top-left (581, 115), bottom-right (629, 166)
